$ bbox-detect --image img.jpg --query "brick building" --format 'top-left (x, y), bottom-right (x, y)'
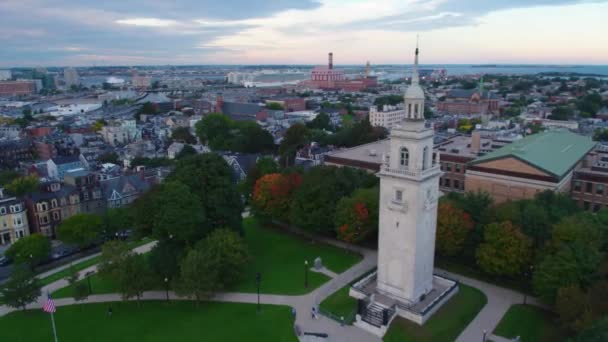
top-left (437, 89), bottom-right (500, 115)
top-left (0, 80), bottom-right (37, 96)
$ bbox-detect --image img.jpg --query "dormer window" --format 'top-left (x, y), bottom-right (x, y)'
top-left (400, 147), bottom-right (409, 167)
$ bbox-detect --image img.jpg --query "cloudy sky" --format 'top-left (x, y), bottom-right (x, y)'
top-left (0, 0), bottom-right (607, 67)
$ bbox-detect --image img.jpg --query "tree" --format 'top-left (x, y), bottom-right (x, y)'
top-left (230, 121), bottom-right (275, 154)
top-left (289, 166), bottom-right (377, 234)
top-left (0, 265), bottom-right (40, 310)
top-left (5, 234), bottom-right (51, 266)
top-left (133, 181), bottom-right (207, 246)
top-left (97, 152), bottom-right (119, 165)
top-left (167, 154), bottom-right (243, 234)
top-left (102, 207), bottom-right (133, 239)
top-left (92, 120), bottom-right (106, 132)
top-left (194, 114), bottom-right (232, 150)
top-left (134, 102), bottom-right (158, 121)
top-left (197, 228), bottom-right (249, 289)
top-left (435, 202), bottom-right (474, 257)
top-left (98, 240), bottom-right (131, 281)
top-left (241, 157), bottom-right (279, 199)
top-left (252, 173), bottom-right (302, 221)
top-left (556, 285), bottom-right (595, 334)
top-left (0, 170), bottom-right (20, 185)
top-left (67, 266), bottom-right (89, 302)
top-left (549, 106), bottom-right (574, 121)
top-left (533, 241), bottom-right (602, 304)
top-left (4, 175), bottom-right (38, 196)
top-left (572, 316), bottom-right (608, 342)
top-left (334, 187), bottom-right (379, 244)
top-left (148, 240), bottom-right (183, 283)
top-left (176, 245), bottom-right (218, 304)
top-left (116, 253), bottom-right (151, 303)
top-left (266, 102), bottom-right (283, 110)
top-left (279, 123), bottom-right (309, 166)
top-left (476, 221), bottom-right (533, 276)
top-left (171, 127), bottom-right (197, 144)
top-left (307, 112), bottom-right (331, 131)
top-left (175, 144), bottom-right (197, 159)
top-left (57, 214), bottom-right (102, 248)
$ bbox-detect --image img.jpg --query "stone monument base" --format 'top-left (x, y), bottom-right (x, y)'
top-left (349, 270), bottom-right (458, 337)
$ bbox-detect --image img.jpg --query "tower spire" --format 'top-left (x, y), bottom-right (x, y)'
top-left (412, 35), bottom-right (420, 85)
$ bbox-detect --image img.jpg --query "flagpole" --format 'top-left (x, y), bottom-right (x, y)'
top-left (50, 310), bottom-right (58, 342)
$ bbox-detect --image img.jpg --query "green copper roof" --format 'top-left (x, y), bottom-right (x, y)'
top-left (470, 130), bottom-right (596, 179)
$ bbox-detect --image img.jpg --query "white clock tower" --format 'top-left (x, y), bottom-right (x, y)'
top-left (376, 43), bottom-right (441, 303)
top-left (351, 42), bottom-right (457, 334)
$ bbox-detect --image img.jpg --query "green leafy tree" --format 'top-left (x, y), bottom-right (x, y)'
top-left (5, 234), bottom-right (51, 266)
top-left (4, 175), bottom-right (38, 196)
top-left (230, 121), bottom-right (275, 154)
top-left (133, 181), bottom-right (206, 246)
top-left (476, 221), bottom-right (533, 276)
top-left (167, 154), bottom-right (243, 234)
top-left (0, 265), bottom-right (40, 310)
top-left (307, 113), bottom-right (332, 130)
top-left (556, 285), bottom-right (596, 334)
top-left (175, 144), bottom-right (197, 159)
top-left (176, 245), bottom-right (218, 304)
top-left (171, 127), bottom-right (197, 144)
top-left (98, 240), bottom-right (131, 281)
top-left (266, 102), bottom-right (283, 110)
top-left (148, 240), bottom-right (183, 283)
top-left (116, 253), bottom-right (152, 303)
top-left (289, 166), bottom-right (377, 234)
top-left (194, 113), bottom-right (232, 150)
top-left (67, 266), bottom-right (89, 302)
top-left (102, 207), bottom-right (133, 239)
top-left (0, 170), bottom-right (20, 185)
top-left (279, 123), bottom-right (309, 166)
top-left (97, 152), bottom-right (119, 165)
top-left (549, 106), bottom-right (574, 121)
top-left (57, 214), bottom-right (102, 248)
top-left (572, 316), bottom-right (608, 342)
top-left (197, 228), bottom-right (249, 289)
top-left (533, 241), bottom-right (602, 304)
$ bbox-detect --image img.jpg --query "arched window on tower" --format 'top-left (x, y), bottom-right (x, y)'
top-left (414, 104), bottom-right (419, 116)
top-left (400, 147), bottom-right (409, 168)
top-left (408, 103), bottom-right (412, 118)
top-left (422, 146), bottom-right (428, 170)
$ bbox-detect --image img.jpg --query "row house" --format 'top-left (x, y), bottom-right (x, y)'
top-left (0, 188), bottom-right (29, 246)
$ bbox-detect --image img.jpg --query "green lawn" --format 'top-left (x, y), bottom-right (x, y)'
top-left (0, 301), bottom-right (296, 342)
top-left (39, 238), bottom-right (154, 286)
top-left (384, 284), bottom-right (487, 342)
top-left (319, 285), bottom-right (357, 324)
top-left (230, 218), bottom-right (361, 295)
top-left (53, 219), bottom-right (360, 297)
top-left (493, 304), bottom-right (561, 342)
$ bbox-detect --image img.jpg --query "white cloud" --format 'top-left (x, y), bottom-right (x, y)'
top-left (116, 18), bottom-right (179, 27)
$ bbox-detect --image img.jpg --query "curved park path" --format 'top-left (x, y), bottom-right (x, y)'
top-left (0, 218), bottom-right (547, 342)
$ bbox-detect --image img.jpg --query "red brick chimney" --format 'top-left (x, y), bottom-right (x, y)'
top-left (328, 52), bottom-right (333, 70)
top-left (215, 95), bottom-right (223, 113)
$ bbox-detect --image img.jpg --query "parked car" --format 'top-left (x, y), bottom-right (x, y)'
top-left (0, 256), bottom-right (12, 266)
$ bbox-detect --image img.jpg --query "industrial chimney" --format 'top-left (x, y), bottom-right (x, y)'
top-left (328, 52), bottom-right (333, 69)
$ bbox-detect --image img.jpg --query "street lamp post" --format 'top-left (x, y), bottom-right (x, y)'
top-left (255, 272), bottom-right (261, 313)
top-left (164, 277), bottom-right (169, 302)
top-left (524, 264), bottom-right (534, 304)
top-left (85, 271), bottom-right (94, 294)
top-left (304, 260), bottom-right (309, 288)
top-left (483, 329), bottom-right (487, 342)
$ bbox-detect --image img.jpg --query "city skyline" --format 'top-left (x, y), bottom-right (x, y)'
top-left (1, 0), bottom-right (608, 67)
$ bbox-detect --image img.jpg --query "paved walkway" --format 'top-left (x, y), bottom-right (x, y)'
top-left (0, 219), bottom-right (546, 342)
top-left (435, 269), bottom-right (545, 342)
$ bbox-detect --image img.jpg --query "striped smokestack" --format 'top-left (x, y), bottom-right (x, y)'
top-left (328, 52), bottom-right (333, 69)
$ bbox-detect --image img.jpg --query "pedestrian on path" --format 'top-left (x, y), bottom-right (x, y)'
top-left (291, 307), bottom-right (296, 318)
top-left (311, 307), bottom-right (316, 319)
top-left (340, 316), bottom-right (345, 326)
top-left (107, 306), bottom-right (112, 317)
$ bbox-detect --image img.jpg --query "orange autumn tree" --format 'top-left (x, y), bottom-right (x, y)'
top-left (252, 173), bottom-right (302, 221)
top-left (436, 201), bottom-right (474, 257)
top-left (334, 187), bottom-right (379, 243)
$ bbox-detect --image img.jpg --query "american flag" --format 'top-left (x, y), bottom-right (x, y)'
top-left (43, 293), bottom-right (56, 313)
